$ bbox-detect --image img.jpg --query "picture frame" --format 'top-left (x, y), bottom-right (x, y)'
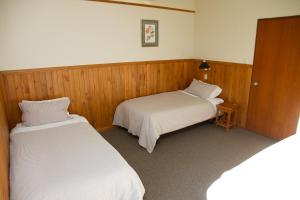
top-left (141, 19), bottom-right (159, 47)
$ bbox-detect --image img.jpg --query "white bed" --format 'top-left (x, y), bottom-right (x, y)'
top-left (113, 90), bottom-right (223, 153)
top-left (207, 134), bottom-right (300, 200)
top-left (10, 115), bottom-right (145, 200)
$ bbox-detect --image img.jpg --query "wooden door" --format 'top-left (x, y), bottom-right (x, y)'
top-left (247, 16), bottom-right (300, 139)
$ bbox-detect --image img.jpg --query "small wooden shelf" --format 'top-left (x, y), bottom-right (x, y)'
top-left (216, 102), bottom-right (238, 131)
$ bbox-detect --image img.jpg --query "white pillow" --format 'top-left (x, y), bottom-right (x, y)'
top-left (19, 97), bottom-right (70, 127)
top-left (207, 98), bottom-right (224, 106)
top-left (199, 80), bottom-right (222, 99)
top-left (185, 79), bottom-right (222, 99)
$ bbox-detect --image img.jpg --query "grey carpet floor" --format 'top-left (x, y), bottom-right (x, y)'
top-left (101, 122), bottom-right (275, 200)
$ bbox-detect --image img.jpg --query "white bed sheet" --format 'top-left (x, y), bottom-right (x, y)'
top-left (113, 90), bottom-right (222, 153)
top-left (207, 134), bottom-right (300, 200)
top-left (10, 116), bottom-right (145, 200)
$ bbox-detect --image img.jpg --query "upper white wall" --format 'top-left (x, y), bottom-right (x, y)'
top-left (3, 0), bottom-right (299, 70)
top-left (117, 0), bottom-right (196, 10)
top-left (0, 0), bottom-right (195, 70)
top-left (195, 0), bottom-right (300, 64)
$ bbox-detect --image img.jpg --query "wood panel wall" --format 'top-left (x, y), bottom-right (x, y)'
top-left (196, 60), bottom-right (253, 127)
top-left (0, 59), bottom-right (197, 131)
top-left (0, 75), bottom-right (9, 200)
top-left (0, 59), bottom-right (252, 132)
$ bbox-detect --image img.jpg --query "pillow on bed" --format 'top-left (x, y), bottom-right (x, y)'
top-left (207, 98), bottom-right (224, 106)
top-left (19, 97), bottom-right (70, 127)
top-left (185, 79), bottom-right (222, 99)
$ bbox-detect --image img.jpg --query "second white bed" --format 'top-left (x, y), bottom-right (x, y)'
top-left (113, 90), bottom-right (223, 153)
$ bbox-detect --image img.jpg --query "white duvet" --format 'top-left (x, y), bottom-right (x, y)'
top-left (113, 90), bottom-right (221, 153)
top-left (207, 134), bottom-right (300, 200)
top-left (10, 115), bottom-right (145, 200)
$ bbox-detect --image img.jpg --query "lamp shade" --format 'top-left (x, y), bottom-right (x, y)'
top-left (199, 60), bottom-right (210, 70)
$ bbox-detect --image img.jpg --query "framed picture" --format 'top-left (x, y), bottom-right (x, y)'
top-left (141, 19), bottom-right (159, 47)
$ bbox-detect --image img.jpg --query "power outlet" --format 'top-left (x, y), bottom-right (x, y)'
top-left (204, 73), bottom-right (208, 80)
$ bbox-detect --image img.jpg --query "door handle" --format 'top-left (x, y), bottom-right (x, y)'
top-left (252, 81), bottom-right (259, 86)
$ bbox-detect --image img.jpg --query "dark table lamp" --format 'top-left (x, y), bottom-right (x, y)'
top-left (199, 60), bottom-right (210, 71)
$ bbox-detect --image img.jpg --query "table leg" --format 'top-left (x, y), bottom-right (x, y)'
top-left (226, 111), bottom-right (232, 131)
top-left (234, 111), bottom-right (237, 127)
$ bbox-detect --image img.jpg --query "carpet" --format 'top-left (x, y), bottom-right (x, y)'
top-left (101, 122), bottom-right (275, 200)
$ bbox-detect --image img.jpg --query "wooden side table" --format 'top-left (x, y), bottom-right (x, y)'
top-left (216, 102), bottom-right (238, 131)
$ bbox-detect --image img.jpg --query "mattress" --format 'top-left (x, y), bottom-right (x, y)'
top-left (10, 115), bottom-right (145, 200)
top-left (113, 90), bottom-right (222, 153)
top-left (207, 134), bottom-right (300, 200)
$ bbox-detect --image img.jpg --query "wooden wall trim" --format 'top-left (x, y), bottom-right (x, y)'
top-left (0, 59), bottom-right (196, 74)
top-left (0, 75), bottom-right (9, 200)
top-left (87, 0), bottom-right (196, 13)
top-left (199, 60), bottom-right (252, 68)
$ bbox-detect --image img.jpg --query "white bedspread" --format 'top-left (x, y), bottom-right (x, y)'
top-left (207, 134), bottom-right (300, 200)
top-left (10, 115), bottom-right (145, 200)
top-left (113, 90), bottom-right (218, 153)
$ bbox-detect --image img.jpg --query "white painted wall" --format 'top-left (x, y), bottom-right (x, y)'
top-left (0, 0), bottom-right (195, 70)
top-left (2, 0), bottom-right (300, 71)
top-left (195, 0), bottom-right (300, 64)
